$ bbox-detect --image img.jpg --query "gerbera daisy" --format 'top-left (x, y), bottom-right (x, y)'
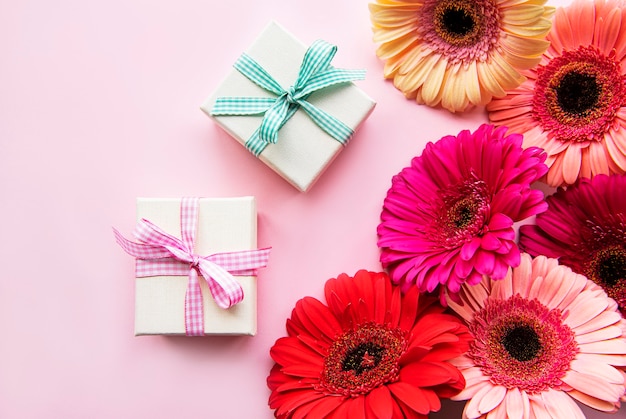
top-left (447, 253), bottom-right (626, 418)
top-left (267, 270), bottom-right (471, 418)
top-left (369, 0), bottom-right (554, 113)
top-left (520, 174), bottom-right (626, 317)
top-left (377, 124), bottom-right (548, 299)
top-left (488, 0), bottom-right (626, 187)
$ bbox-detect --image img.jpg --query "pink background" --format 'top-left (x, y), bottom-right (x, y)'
top-left (1, 0), bottom-right (624, 417)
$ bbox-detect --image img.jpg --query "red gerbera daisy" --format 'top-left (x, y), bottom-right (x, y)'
top-left (267, 270), bottom-right (471, 418)
top-left (377, 124), bottom-right (548, 299)
top-left (520, 174), bottom-right (626, 317)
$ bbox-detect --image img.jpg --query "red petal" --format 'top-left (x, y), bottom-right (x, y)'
top-left (373, 272), bottom-right (390, 324)
top-left (270, 337), bottom-right (324, 368)
top-left (275, 390), bottom-right (325, 417)
top-left (301, 395), bottom-right (344, 418)
top-left (388, 382), bottom-right (431, 415)
top-left (409, 313), bottom-right (464, 348)
top-left (399, 285), bottom-right (419, 331)
top-left (293, 297), bottom-right (342, 341)
top-left (367, 385), bottom-right (394, 419)
top-left (400, 361), bottom-right (462, 388)
top-left (399, 346), bottom-right (430, 365)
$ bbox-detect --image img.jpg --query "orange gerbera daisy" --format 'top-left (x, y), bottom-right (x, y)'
top-left (370, 0), bottom-right (554, 112)
top-left (488, 0), bottom-right (626, 186)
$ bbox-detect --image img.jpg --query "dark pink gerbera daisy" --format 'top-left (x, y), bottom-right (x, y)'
top-left (377, 124), bottom-right (548, 299)
top-left (520, 174), bottom-right (626, 316)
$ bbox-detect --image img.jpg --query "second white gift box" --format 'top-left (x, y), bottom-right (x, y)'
top-left (114, 197), bottom-right (270, 336)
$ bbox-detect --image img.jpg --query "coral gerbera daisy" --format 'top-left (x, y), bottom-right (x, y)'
top-left (488, 0), bottom-right (626, 187)
top-left (447, 253), bottom-right (626, 418)
top-left (520, 174), bottom-right (626, 317)
top-left (267, 270), bottom-right (471, 418)
top-left (377, 124), bottom-right (548, 299)
top-left (369, 0), bottom-right (554, 113)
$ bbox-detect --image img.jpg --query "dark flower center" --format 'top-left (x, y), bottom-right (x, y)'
top-left (342, 343), bottom-right (384, 375)
top-left (433, 0), bottom-right (483, 46)
top-left (502, 325), bottom-right (541, 362)
top-left (555, 71), bottom-right (600, 115)
top-left (442, 8), bottom-right (475, 36)
top-left (469, 295), bottom-right (578, 392)
top-left (434, 177), bottom-right (489, 248)
top-left (532, 46), bottom-right (626, 142)
top-left (588, 246), bottom-right (626, 287)
top-left (319, 323), bottom-right (406, 396)
top-left (451, 199), bottom-right (478, 229)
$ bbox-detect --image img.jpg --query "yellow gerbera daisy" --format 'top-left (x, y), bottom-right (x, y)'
top-left (370, 0), bottom-right (554, 112)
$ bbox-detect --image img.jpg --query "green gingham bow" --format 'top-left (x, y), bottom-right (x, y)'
top-left (211, 40), bottom-right (366, 156)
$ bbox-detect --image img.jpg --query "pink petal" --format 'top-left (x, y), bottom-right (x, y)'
top-left (567, 389), bottom-right (620, 412)
top-left (477, 384), bottom-right (507, 415)
top-left (540, 389), bottom-right (585, 419)
top-left (561, 370), bottom-right (624, 401)
top-left (504, 388), bottom-right (524, 419)
top-left (570, 358), bottom-right (625, 384)
top-left (460, 237), bottom-right (482, 261)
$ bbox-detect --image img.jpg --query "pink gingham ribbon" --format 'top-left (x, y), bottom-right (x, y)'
top-left (113, 197), bottom-right (271, 336)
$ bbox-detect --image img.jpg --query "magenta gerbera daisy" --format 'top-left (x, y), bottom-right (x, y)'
top-left (267, 270), bottom-right (472, 418)
top-left (377, 124), bottom-right (548, 298)
top-left (520, 174), bottom-right (626, 317)
top-left (447, 253), bottom-right (626, 418)
top-left (488, 0), bottom-right (626, 186)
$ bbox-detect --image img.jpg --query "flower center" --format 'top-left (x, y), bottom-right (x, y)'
top-left (342, 343), bottom-right (384, 375)
top-left (533, 46), bottom-right (626, 142)
top-left (469, 295), bottom-right (578, 393)
top-left (319, 323), bottom-right (407, 396)
top-left (501, 325), bottom-right (541, 362)
top-left (432, 177), bottom-right (489, 248)
top-left (435, 3), bottom-right (481, 45)
top-left (591, 246), bottom-right (626, 287)
top-left (555, 71), bottom-right (600, 115)
top-left (584, 246), bottom-right (626, 314)
top-left (419, 0), bottom-right (501, 64)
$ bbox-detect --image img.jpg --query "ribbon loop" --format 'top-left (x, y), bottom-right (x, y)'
top-left (114, 198), bottom-right (271, 336)
top-left (211, 39), bottom-right (366, 156)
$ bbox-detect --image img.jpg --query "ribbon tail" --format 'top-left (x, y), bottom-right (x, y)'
top-left (197, 259), bottom-right (244, 309)
top-left (112, 228), bottom-right (172, 259)
top-left (185, 268), bottom-right (205, 336)
top-left (245, 106), bottom-right (298, 156)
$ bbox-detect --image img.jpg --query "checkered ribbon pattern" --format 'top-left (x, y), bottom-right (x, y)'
top-left (113, 197), bottom-right (271, 336)
top-left (210, 39), bottom-right (366, 156)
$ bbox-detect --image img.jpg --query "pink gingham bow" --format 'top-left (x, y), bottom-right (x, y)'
top-left (113, 197), bottom-right (271, 336)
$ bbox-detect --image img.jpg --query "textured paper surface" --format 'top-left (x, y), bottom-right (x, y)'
top-left (201, 21), bottom-right (376, 192)
top-left (134, 197), bottom-right (258, 336)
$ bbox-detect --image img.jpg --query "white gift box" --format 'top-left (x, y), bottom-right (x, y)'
top-left (134, 197), bottom-right (258, 336)
top-left (201, 21), bottom-right (376, 192)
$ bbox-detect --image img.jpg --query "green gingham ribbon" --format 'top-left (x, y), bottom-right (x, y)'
top-left (211, 40), bottom-right (366, 156)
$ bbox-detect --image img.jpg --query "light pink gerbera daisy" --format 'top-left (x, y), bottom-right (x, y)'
top-left (488, 0), bottom-right (626, 187)
top-left (369, 0), bottom-right (554, 112)
top-left (520, 174), bottom-right (626, 317)
top-left (447, 253), bottom-right (626, 418)
top-left (377, 124), bottom-right (548, 300)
